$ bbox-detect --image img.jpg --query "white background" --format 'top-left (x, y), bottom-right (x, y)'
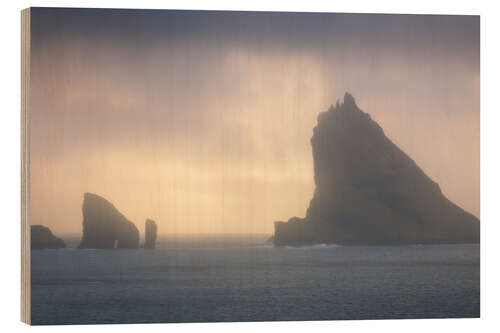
top-left (1, 0), bottom-right (499, 332)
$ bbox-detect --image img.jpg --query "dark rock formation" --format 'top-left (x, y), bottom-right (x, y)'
top-left (79, 193), bottom-right (139, 249)
top-left (142, 219), bottom-right (157, 249)
top-left (31, 225), bottom-right (66, 249)
top-left (274, 93), bottom-right (480, 246)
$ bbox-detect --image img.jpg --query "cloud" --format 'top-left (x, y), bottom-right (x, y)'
top-left (28, 9), bottom-right (479, 234)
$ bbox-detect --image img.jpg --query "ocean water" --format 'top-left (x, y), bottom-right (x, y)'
top-left (30, 235), bottom-right (480, 325)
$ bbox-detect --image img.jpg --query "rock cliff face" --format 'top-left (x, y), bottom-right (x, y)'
top-left (142, 219), bottom-right (158, 249)
top-left (79, 193), bottom-right (139, 249)
top-left (31, 225), bottom-right (66, 249)
top-left (274, 93), bottom-right (480, 246)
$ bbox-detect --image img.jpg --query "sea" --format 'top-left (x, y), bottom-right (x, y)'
top-left (30, 235), bottom-right (480, 325)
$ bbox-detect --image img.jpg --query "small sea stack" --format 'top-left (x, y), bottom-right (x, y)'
top-left (143, 219), bottom-right (158, 249)
top-left (31, 225), bottom-right (66, 249)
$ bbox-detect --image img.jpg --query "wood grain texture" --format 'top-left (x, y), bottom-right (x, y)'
top-left (21, 7), bottom-right (31, 325)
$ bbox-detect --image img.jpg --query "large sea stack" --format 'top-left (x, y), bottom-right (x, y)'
top-left (79, 193), bottom-right (140, 249)
top-left (274, 93), bottom-right (479, 246)
top-left (142, 219), bottom-right (158, 249)
top-left (31, 225), bottom-right (66, 249)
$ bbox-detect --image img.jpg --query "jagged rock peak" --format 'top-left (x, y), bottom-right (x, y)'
top-left (318, 92), bottom-right (370, 128)
top-left (343, 92), bottom-right (356, 107)
top-left (329, 92), bottom-right (357, 112)
top-left (274, 93), bottom-right (479, 246)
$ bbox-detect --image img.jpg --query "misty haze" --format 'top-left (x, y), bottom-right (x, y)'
top-left (27, 8), bottom-right (479, 325)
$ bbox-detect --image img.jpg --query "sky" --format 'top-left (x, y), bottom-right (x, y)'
top-left (29, 8), bottom-right (479, 235)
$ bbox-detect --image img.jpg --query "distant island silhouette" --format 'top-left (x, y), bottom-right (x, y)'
top-left (30, 193), bottom-right (159, 250)
top-left (79, 193), bottom-right (140, 249)
top-left (30, 94), bottom-right (479, 249)
top-left (31, 225), bottom-right (66, 249)
top-left (78, 193), bottom-right (157, 249)
top-left (273, 93), bottom-right (480, 246)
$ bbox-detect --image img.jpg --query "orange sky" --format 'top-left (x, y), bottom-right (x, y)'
top-left (28, 9), bottom-right (479, 235)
